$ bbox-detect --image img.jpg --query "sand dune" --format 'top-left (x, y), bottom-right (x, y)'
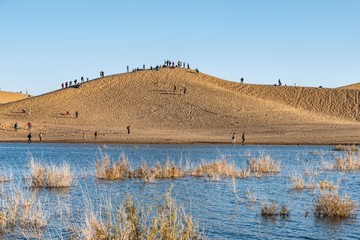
top-left (0, 91), bottom-right (28, 104)
top-left (1, 68), bottom-right (360, 144)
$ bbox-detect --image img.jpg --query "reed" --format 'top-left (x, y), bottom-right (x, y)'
top-left (261, 201), bottom-right (289, 217)
top-left (95, 154), bottom-right (129, 180)
top-left (138, 159), bottom-right (184, 181)
top-left (191, 160), bottom-right (250, 178)
top-left (248, 155), bottom-right (280, 174)
top-left (332, 145), bottom-right (359, 152)
top-left (314, 192), bottom-right (358, 218)
top-left (261, 201), bottom-right (277, 217)
top-left (290, 174), bottom-right (315, 190)
top-left (319, 180), bottom-right (338, 191)
top-left (80, 190), bottom-right (203, 239)
top-left (0, 184), bottom-right (47, 234)
top-left (0, 170), bottom-right (13, 183)
top-left (26, 159), bottom-right (73, 188)
top-left (334, 153), bottom-right (360, 171)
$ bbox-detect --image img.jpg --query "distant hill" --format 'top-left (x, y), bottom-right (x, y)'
top-left (0, 68), bottom-right (359, 144)
top-left (0, 91), bottom-right (28, 104)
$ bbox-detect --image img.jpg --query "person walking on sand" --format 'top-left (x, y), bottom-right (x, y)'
top-left (27, 122), bottom-right (32, 131)
top-left (75, 111), bottom-right (79, 119)
top-left (94, 131), bottom-right (98, 140)
top-left (27, 133), bottom-right (32, 143)
top-left (14, 122), bottom-right (18, 131)
top-left (127, 126), bottom-right (131, 134)
top-left (231, 132), bottom-right (236, 144)
top-left (242, 132), bottom-right (245, 144)
top-left (83, 132), bottom-right (87, 141)
top-left (39, 133), bottom-right (43, 142)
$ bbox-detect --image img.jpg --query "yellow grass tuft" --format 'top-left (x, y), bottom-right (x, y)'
top-left (95, 154), bottom-right (129, 180)
top-left (248, 155), bottom-right (280, 174)
top-left (327, 152), bottom-right (360, 171)
top-left (290, 174), bottom-right (315, 190)
top-left (319, 180), bottom-right (338, 191)
top-left (26, 159), bottom-right (73, 188)
top-left (191, 160), bottom-right (250, 178)
top-left (261, 201), bottom-right (290, 217)
top-left (80, 189), bottom-right (203, 239)
top-left (314, 192), bottom-right (358, 218)
top-left (0, 184), bottom-right (47, 234)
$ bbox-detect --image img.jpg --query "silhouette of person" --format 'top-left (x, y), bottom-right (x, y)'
top-left (232, 133), bottom-right (236, 144)
top-left (242, 132), bottom-right (245, 144)
top-left (127, 126), bottom-right (130, 134)
top-left (39, 133), bottom-right (43, 141)
top-left (75, 111), bottom-right (79, 119)
top-left (94, 131), bottom-right (98, 140)
top-left (27, 133), bottom-right (32, 143)
top-left (14, 122), bottom-right (18, 131)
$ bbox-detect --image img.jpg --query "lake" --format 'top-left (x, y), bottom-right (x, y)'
top-left (0, 143), bottom-right (359, 239)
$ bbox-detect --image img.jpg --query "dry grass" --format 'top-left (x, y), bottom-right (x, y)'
top-left (138, 159), bottom-right (183, 182)
top-left (95, 154), bottom-right (129, 180)
top-left (0, 170), bottom-right (13, 183)
top-left (314, 191), bottom-right (358, 218)
top-left (319, 180), bottom-right (338, 191)
top-left (0, 184), bottom-right (47, 234)
top-left (80, 189), bottom-right (203, 240)
top-left (290, 174), bottom-right (315, 190)
top-left (191, 160), bottom-right (250, 178)
top-left (332, 145), bottom-right (359, 152)
top-left (96, 155), bottom-right (251, 181)
top-left (26, 159), bottom-right (73, 188)
top-left (248, 155), bottom-right (280, 174)
top-left (333, 153), bottom-right (360, 171)
top-left (261, 201), bottom-right (290, 217)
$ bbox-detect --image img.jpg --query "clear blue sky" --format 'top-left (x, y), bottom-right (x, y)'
top-left (1, 0), bottom-right (360, 95)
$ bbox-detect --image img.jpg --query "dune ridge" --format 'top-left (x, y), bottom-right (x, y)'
top-left (1, 68), bottom-right (360, 144)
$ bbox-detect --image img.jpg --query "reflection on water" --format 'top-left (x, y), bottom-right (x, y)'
top-left (0, 143), bottom-right (359, 239)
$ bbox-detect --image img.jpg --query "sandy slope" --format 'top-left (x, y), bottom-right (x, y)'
top-left (0, 91), bottom-right (28, 104)
top-left (1, 68), bottom-right (360, 144)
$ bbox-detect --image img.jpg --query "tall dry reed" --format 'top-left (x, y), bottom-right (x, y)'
top-left (26, 159), bottom-right (73, 188)
top-left (248, 155), bottom-right (280, 174)
top-left (0, 184), bottom-right (47, 234)
top-left (314, 191), bottom-right (358, 218)
top-left (80, 189), bottom-right (203, 239)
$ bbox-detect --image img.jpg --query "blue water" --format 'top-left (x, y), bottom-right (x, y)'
top-left (0, 143), bottom-right (359, 239)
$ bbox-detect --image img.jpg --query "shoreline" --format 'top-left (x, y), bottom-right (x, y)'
top-left (0, 139), bottom-right (356, 146)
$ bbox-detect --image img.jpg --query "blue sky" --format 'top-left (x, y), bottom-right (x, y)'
top-left (1, 0), bottom-right (359, 95)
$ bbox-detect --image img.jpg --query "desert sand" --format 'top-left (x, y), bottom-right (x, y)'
top-left (1, 67), bottom-right (360, 145)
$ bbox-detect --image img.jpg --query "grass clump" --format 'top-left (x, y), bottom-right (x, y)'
top-left (26, 159), bottom-right (73, 188)
top-left (0, 185), bottom-right (47, 234)
top-left (319, 180), bottom-right (338, 191)
top-left (248, 155), bottom-right (280, 174)
top-left (332, 145), bottom-right (359, 152)
top-left (261, 201), bottom-right (289, 217)
top-left (191, 160), bottom-right (250, 178)
top-left (333, 153), bottom-right (360, 171)
top-left (138, 159), bottom-right (183, 182)
top-left (314, 192), bottom-right (358, 218)
top-left (95, 154), bottom-right (129, 180)
top-left (290, 174), bottom-right (315, 190)
top-left (80, 189), bottom-right (203, 240)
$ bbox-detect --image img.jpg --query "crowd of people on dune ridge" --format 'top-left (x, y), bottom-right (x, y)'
top-left (6, 60), bottom-right (248, 144)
